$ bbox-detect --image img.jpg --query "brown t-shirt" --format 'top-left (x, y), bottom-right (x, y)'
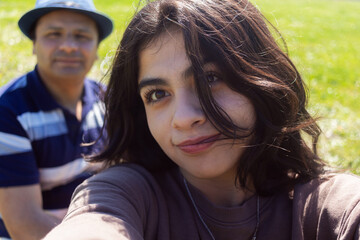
top-left (44, 164), bottom-right (360, 239)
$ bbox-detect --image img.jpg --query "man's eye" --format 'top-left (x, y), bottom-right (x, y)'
top-left (47, 32), bottom-right (61, 37)
top-left (76, 34), bottom-right (91, 40)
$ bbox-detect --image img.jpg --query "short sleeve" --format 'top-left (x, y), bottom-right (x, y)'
top-left (338, 198), bottom-right (360, 239)
top-left (293, 174), bottom-right (360, 240)
top-left (0, 103), bottom-right (39, 187)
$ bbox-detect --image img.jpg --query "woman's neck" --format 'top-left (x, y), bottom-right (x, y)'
top-left (182, 172), bottom-right (254, 207)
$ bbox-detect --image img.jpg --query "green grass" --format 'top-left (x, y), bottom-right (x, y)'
top-left (1, 0), bottom-right (359, 174)
top-left (254, 0), bottom-right (360, 173)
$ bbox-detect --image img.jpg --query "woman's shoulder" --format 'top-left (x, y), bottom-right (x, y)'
top-left (66, 164), bottom-right (166, 223)
top-left (88, 163), bottom-right (154, 187)
top-left (294, 173), bottom-right (360, 200)
top-left (87, 163), bottom-right (180, 190)
top-left (68, 163), bottom-right (161, 212)
top-left (292, 173), bottom-right (360, 239)
top-left (293, 173), bottom-right (360, 210)
top-left (78, 163), bottom-right (181, 204)
top-left (46, 164), bottom-right (167, 240)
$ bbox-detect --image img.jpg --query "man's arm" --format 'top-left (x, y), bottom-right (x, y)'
top-left (0, 184), bottom-right (61, 240)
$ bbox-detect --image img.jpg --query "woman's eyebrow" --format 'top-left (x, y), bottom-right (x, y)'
top-left (138, 78), bottom-right (168, 92)
top-left (138, 65), bottom-right (194, 93)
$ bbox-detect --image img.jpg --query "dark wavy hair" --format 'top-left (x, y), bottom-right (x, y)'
top-left (93, 0), bottom-right (327, 195)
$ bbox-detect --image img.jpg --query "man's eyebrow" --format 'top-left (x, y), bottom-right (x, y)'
top-left (44, 25), bottom-right (93, 33)
top-left (75, 27), bottom-right (95, 33)
top-left (44, 26), bottom-right (63, 31)
top-left (138, 78), bottom-right (168, 92)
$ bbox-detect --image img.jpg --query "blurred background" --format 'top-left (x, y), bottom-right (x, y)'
top-left (0, 0), bottom-right (359, 174)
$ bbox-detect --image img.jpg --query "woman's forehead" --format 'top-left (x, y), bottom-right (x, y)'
top-left (138, 30), bottom-right (189, 84)
top-left (142, 27), bottom-right (183, 51)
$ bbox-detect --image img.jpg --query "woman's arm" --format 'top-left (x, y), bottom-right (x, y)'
top-left (44, 165), bottom-right (156, 240)
top-left (44, 213), bottom-right (138, 240)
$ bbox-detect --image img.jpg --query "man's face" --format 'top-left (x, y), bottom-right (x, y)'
top-left (33, 10), bottom-right (99, 82)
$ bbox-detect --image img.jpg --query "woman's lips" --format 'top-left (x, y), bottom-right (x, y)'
top-left (176, 133), bottom-right (221, 154)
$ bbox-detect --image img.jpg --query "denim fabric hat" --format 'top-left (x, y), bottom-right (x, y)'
top-left (18, 0), bottom-right (113, 42)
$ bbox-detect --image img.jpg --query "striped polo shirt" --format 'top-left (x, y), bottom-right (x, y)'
top-left (0, 67), bottom-right (106, 238)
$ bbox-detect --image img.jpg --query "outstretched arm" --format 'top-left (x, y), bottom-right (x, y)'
top-left (44, 213), bottom-right (135, 240)
top-left (44, 165), bottom-right (157, 240)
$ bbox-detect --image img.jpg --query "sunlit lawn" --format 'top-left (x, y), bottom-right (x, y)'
top-left (1, 0), bottom-right (359, 174)
top-left (255, 0), bottom-right (360, 173)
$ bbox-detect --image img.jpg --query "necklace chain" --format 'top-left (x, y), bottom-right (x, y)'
top-left (183, 178), bottom-right (260, 240)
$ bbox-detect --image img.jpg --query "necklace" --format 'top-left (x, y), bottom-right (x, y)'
top-left (183, 178), bottom-right (260, 240)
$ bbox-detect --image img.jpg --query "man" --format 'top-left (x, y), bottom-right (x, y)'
top-left (0, 0), bottom-right (113, 239)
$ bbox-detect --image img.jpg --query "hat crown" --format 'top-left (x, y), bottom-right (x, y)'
top-left (34, 0), bottom-right (96, 11)
top-left (19, 0), bottom-right (113, 41)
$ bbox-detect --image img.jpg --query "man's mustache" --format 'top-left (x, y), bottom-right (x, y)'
top-left (53, 51), bottom-right (83, 59)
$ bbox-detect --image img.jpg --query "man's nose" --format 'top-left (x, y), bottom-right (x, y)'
top-left (59, 36), bottom-right (78, 53)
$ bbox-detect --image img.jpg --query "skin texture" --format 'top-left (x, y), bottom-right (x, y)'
top-left (33, 10), bottom-right (99, 116)
top-left (138, 30), bottom-right (256, 206)
top-left (0, 10), bottom-right (99, 240)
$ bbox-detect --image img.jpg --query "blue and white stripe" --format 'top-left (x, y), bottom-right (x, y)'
top-left (0, 69), bottom-right (106, 238)
top-left (0, 75), bottom-right (27, 96)
top-left (17, 109), bottom-right (68, 141)
top-left (83, 101), bottom-right (105, 131)
top-left (0, 132), bottom-right (32, 156)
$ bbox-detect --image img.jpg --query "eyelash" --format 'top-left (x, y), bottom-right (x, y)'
top-left (206, 72), bottom-right (222, 86)
top-left (141, 71), bottom-right (222, 104)
top-left (143, 88), bottom-right (168, 104)
top-left (76, 34), bottom-right (91, 40)
top-left (47, 32), bottom-right (61, 37)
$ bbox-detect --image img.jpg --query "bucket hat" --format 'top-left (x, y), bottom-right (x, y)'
top-left (18, 0), bottom-right (113, 42)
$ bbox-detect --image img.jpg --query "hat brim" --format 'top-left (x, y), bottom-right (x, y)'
top-left (18, 7), bottom-right (113, 42)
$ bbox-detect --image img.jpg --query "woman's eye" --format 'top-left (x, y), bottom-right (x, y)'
top-left (145, 89), bottom-right (169, 103)
top-left (206, 72), bottom-right (222, 86)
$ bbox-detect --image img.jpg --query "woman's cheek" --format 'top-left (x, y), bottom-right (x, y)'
top-left (215, 90), bottom-right (256, 129)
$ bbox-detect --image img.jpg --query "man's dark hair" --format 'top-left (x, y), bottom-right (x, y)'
top-left (28, 22), bottom-right (37, 40)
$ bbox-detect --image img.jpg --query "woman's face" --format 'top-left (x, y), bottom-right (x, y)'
top-left (138, 30), bottom-right (256, 183)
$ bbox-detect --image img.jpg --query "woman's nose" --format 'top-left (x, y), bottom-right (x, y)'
top-left (171, 90), bottom-right (206, 130)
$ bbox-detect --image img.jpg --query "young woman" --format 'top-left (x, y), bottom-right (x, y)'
top-left (45, 0), bottom-right (360, 239)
